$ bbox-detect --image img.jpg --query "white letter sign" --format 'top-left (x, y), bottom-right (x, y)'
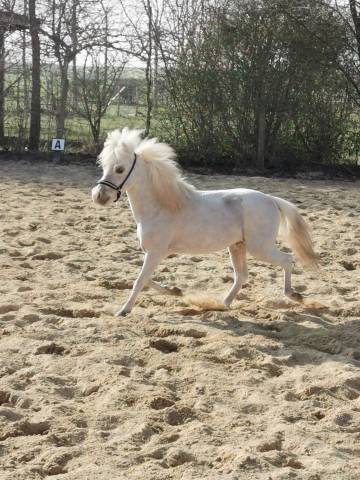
top-left (52, 139), bottom-right (65, 151)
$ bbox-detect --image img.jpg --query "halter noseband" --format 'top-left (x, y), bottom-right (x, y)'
top-left (96, 153), bottom-right (137, 202)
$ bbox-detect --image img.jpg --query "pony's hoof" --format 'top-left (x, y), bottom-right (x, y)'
top-left (115, 308), bottom-right (130, 317)
top-left (286, 290), bottom-right (304, 303)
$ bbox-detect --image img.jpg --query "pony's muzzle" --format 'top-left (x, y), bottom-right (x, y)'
top-left (92, 185), bottom-right (112, 206)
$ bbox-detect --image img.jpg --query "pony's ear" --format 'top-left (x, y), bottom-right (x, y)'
top-left (121, 141), bottom-right (132, 154)
top-left (107, 130), bottom-right (117, 139)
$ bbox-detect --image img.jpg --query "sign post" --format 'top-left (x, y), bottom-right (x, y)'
top-left (51, 138), bottom-right (65, 162)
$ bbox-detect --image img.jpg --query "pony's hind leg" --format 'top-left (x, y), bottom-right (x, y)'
top-left (244, 200), bottom-right (303, 303)
top-left (224, 241), bottom-right (248, 308)
top-left (250, 247), bottom-right (303, 303)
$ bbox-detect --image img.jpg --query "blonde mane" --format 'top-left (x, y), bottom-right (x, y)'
top-left (100, 128), bottom-right (196, 211)
top-left (98, 128), bottom-right (144, 168)
top-left (136, 137), bottom-right (196, 211)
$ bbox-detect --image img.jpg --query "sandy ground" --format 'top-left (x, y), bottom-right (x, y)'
top-left (0, 159), bottom-right (359, 480)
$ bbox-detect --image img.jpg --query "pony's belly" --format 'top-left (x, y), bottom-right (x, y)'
top-left (169, 230), bottom-right (242, 254)
top-left (168, 204), bottom-right (244, 254)
top-left (170, 244), bottom-right (227, 255)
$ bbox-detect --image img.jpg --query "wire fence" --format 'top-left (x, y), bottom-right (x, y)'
top-left (1, 65), bottom-right (146, 154)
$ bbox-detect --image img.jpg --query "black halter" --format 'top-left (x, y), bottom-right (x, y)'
top-left (96, 153), bottom-right (137, 202)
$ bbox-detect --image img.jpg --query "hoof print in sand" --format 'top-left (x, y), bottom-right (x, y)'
top-left (149, 339), bottom-right (179, 353)
top-left (28, 223), bottom-right (39, 231)
top-left (0, 420), bottom-right (50, 441)
top-left (164, 406), bottom-right (195, 426)
top-left (333, 412), bottom-right (352, 427)
top-left (339, 260), bottom-right (356, 271)
top-left (130, 423), bottom-right (163, 445)
top-left (345, 376), bottom-right (360, 392)
top-left (145, 325), bottom-right (206, 339)
top-left (176, 307), bottom-right (203, 316)
top-left (40, 307), bottom-right (100, 318)
top-left (264, 451), bottom-right (304, 470)
top-left (42, 450), bottom-right (76, 476)
top-left (99, 279), bottom-right (133, 290)
top-left (164, 448), bottom-right (195, 468)
top-left (0, 304), bottom-right (20, 315)
top-left (0, 390), bottom-right (32, 409)
top-left (35, 342), bottom-right (66, 355)
top-left (302, 335), bottom-right (342, 355)
top-left (31, 252), bottom-right (64, 260)
top-left (258, 361), bottom-right (283, 378)
top-left (148, 396), bottom-right (175, 410)
top-left (256, 432), bottom-right (284, 452)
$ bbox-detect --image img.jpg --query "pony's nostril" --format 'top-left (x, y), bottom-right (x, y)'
top-left (92, 186), bottom-right (110, 205)
top-left (98, 193), bottom-right (109, 205)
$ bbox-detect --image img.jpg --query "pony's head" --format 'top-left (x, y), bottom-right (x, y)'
top-left (92, 128), bottom-right (143, 206)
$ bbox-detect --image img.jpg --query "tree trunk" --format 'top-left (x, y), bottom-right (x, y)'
top-left (29, 0), bottom-right (41, 151)
top-left (72, 58), bottom-right (78, 107)
top-left (0, 31), bottom-right (5, 143)
top-left (71, 0), bottom-right (78, 108)
top-left (153, 27), bottom-right (159, 113)
top-left (256, 85), bottom-right (266, 170)
top-left (56, 61), bottom-right (69, 138)
top-left (349, 0), bottom-right (360, 60)
top-left (93, 118), bottom-right (101, 152)
top-left (19, 6), bottom-right (28, 146)
top-left (144, 0), bottom-right (153, 136)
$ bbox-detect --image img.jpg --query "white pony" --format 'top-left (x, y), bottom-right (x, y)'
top-left (92, 128), bottom-right (318, 316)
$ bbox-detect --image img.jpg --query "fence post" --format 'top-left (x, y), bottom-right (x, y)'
top-left (51, 138), bottom-right (65, 162)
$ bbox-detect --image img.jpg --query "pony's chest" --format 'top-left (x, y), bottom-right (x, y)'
top-left (136, 221), bottom-right (170, 251)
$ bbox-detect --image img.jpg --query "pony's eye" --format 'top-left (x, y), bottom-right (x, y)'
top-left (115, 165), bottom-right (124, 174)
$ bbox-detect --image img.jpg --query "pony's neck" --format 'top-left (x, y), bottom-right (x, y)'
top-left (125, 167), bottom-right (160, 224)
top-left (124, 153), bottom-right (196, 222)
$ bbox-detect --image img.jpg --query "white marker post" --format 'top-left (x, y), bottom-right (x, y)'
top-left (51, 138), bottom-right (65, 162)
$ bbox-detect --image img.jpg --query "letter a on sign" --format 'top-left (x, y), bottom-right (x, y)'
top-left (51, 139), bottom-right (65, 151)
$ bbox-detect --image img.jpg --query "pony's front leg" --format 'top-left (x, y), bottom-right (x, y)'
top-left (116, 250), bottom-right (165, 317)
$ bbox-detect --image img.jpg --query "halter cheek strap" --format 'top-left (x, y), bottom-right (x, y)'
top-left (96, 153), bottom-right (137, 202)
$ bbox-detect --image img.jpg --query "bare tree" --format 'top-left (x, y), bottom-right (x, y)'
top-left (0, 19), bottom-right (5, 142)
top-left (74, 51), bottom-right (126, 149)
top-left (40, 0), bottom-right (105, 137)
top-left (118, 0), bottom-right (166, 134)
top-left (0, 1), bottom-right (30, 146)
top-left (70, 0), bottom-right (78, 107)
top-left (28, 0), bottom-right (40, 150)
top-left (70, 0), bottom-right (128, 149)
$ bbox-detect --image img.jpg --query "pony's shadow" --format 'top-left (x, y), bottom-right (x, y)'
top-left (161, 305), bottom-right (360, 368)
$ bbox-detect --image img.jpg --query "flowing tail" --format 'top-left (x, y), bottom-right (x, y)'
top-left (271, 196), bottom-right (319, 270)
